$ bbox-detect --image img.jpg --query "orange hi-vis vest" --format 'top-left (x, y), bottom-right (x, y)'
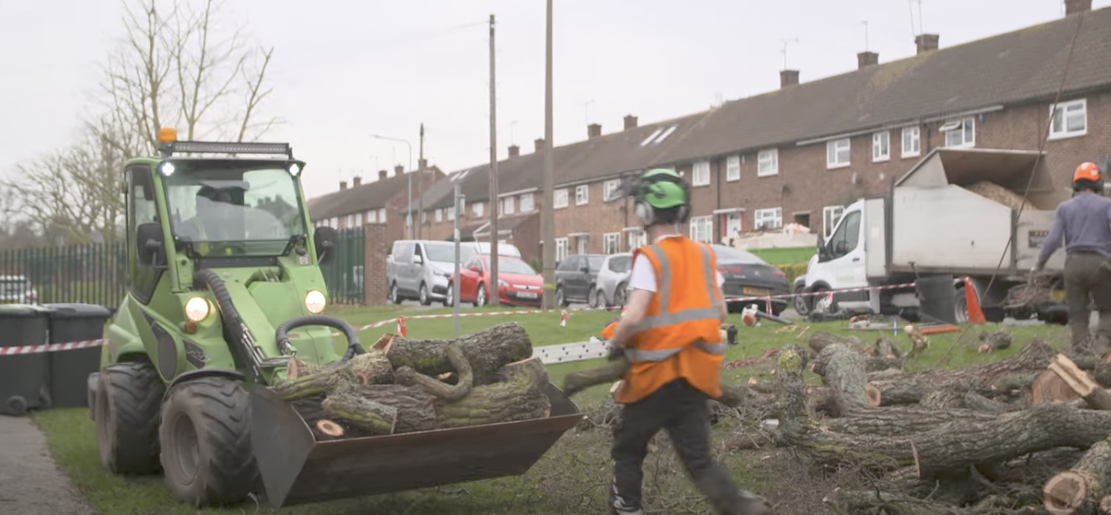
top-left (614, 236), bottom-right (726, 404)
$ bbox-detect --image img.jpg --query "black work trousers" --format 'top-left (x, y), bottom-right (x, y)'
top-left (1064, 251), bottom-right (1111, 355)
top-left (610, 378), bottom-right (752, 515)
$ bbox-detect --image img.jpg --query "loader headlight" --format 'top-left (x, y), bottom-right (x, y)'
top-left (184, 296), bottom-right (210, 322)
top-left (305, 290), bottom-right (326, 314)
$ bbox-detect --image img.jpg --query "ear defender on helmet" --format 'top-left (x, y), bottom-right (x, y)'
top-left (629, 168), bottom-right (691, 226)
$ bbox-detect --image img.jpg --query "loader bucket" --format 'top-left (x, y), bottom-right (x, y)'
top-left (250, 382), bottom-right (582, 508)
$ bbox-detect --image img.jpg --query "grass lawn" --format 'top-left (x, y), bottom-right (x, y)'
top-left (746, 246), bottom-right (814, 265)
top-left (31, 303), bottom-right (1073, 515)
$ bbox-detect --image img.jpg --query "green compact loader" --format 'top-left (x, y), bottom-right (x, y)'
top-left (87, 130), bottom-right (581, 508)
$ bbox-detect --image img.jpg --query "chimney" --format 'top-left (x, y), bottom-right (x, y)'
top-left (378, 169), bottom-right (387, 180)
top-left (915, 34), bottom-right (939, 54)
top-left (624, 115), bottom-right (638, 130)
top-left (534, 138), bottom-right (546, 152)
top-left (394, 164), bottom-right (404, 176)
top-left (417, 158), bottom-right (428, 170)
top-left (780, 69), bottom-right (799, 88)
top-left (508, 144), bottom-right (520, 158)
top-left (857, 51), bottom-right (879, 69)
top-left (340, 180), bottom-right (348, 191)
top-left (353, 176), bottom-right (362, 187)
top-left (587, 123), bottom-right (602, 139)
top-left (1066, 0), bottom-right (1092, 15)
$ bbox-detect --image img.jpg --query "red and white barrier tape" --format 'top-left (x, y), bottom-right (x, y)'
top-left (0, 339), bottom-right (107, 355)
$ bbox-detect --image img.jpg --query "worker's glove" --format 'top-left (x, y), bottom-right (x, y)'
top-left (606, 343), bottom-right (626, 361)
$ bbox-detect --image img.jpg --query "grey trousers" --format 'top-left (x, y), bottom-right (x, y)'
top-left (609, 378), bottom-right (760, 515)
top-left (1064, 251), bottom-right (1111, 355)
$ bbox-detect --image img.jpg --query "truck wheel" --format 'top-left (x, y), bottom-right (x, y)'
top-left (95, 361), bottom-right (165, 475)
top-left (389, 282), bottom-right (402, 304)
top-left (419, 282), bottom-right (431, 306)
top-left (792, 284), bottom-right (811, 317)
top-left (160, 376), bottom-right (258, 506)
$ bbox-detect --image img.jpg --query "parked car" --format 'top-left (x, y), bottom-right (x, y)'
top-left (712, 244), bottom-right (790, 316)
top-left (386, 240), bottom-right (464, 306)
top-left (0, 275), bottom-right (37, 304)
top-left (553, 254), bottom-right (606, 307)
top-left (592, 253), bottom-right (632, 308)
top-left (447, 254), bottom-right (544, 307)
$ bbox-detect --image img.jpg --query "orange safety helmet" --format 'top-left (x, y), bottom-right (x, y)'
top-left (1075, 162), bottom-right (1101, 182)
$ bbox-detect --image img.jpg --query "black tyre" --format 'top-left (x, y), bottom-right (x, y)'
top-left (555, 286), bottom-right (568, 307)
top-left (389, 282), bottom-right (402, 304)
top-left (475, 284), bottom-right (488, 307)
top-left (160, 376), bottom-right (258, 506)
top-left (614, 283), bottom-right (627, 306)
top-left (419, 282), bottom-right (431, 306)
top-left (588, 285), bottom-right (600, 308)
top-left (95, 361), bottom-right (165, 475)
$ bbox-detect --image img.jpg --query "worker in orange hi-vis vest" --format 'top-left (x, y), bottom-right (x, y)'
top-left (603, 169), bottom-right (772, 515)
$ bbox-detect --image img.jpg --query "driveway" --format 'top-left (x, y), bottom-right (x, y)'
top-left (0, 415), bottom-right (95, 515)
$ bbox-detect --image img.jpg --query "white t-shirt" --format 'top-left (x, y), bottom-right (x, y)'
top-left (628, 234), bottom-right (725, 293)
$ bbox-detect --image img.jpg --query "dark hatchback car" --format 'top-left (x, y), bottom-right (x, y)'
top-left (711, 244), bottom-right (790, 316)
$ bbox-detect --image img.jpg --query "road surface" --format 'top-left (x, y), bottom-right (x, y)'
top-left (0, 414), bottom-right (96, 515)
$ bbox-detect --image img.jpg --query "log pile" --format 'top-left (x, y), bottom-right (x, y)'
top-left (271, 323), bottom-right (553, 440)
top-left (714, 336), bottom-right (1111, 515)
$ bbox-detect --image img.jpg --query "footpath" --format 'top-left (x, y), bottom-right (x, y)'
top-left (0, 415), bottom-right (96, 515)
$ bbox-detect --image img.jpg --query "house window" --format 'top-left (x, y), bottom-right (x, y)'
top-left (502, 196), bottom-right (515, 215)
top-left (604, 233), bottom-right (621, 254)
top-left (1049, 98), bottom-right (1087, 139)
top-left (554, 188), bottom-right (569, 209)
top-left (604, 179), bottom-right (621, 201)
top-left (520, 193), bottom-right (535, 212)
top-left (447, 207), bottom-right (455, 221)
top-left (689, 215), bottom-right (713, 243)
top-left (343, 214), bottom-right (354, 228)
top-left (872, 131), bottom-right (890, 162)
top-left (356, 212), bottom-right (364, 226)
top-left (822, 205), bottom-right (845, 240)
top-left (726, 156), bottom-right (741, 182)
top-left (827, 138), bottom-right (851, 168)
top-left (555, 237), bottom-right (569, 262)
top-left (379, 208), bottom-right (386, 222)
top-left (575, 185), bottom-right (589, 205)
top-left (757, 149), bottom-right (778, 177)
top-left (754, 208), bottom-right (783, 230)
top-left (435, 209), bottom-right (442, 223)
top-left (365, 211), bottom-right (375, 223)
top-left (901, 127), bottom-right (920, 158)
top-left (692, 161), bottom-right (711, 186)
top-left (942, 117), bottom-right (975, 148)
top-left (627, 228), bottom-right (647, 249)
top-left (472, 202), bottom-right (484, 218)
top-left (576, 236), bottom-right (587, 255)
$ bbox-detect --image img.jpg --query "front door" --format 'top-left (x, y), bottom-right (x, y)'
top-left (127, 165), bottom-right (163, 304)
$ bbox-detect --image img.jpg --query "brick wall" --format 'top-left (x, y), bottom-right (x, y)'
top-left (362, 223), bottom-right (389, 305)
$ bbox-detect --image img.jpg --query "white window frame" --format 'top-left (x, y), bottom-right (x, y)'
top-left (575, 185), bottom-right (589, 206)
top-left (901, 126), bottom-right (920, 158)
top-left (726, 155), bottom-right (741, 182)
top-left (754, 208), bottom-right (783, 230)
top-left (691, 161), bottom-right (711, 186)
top-left (345, 214), bottom-right (355, 228)
top-left (725, 212), bottom-right (742, 239)
top-left (941, 117), bottom-right (976, 148)
top-left (367, 211), bottom-right (377, 223)
top-left (872, 131), bottom-right (890, 162)
top-left (447, 206), bottom-right (455, 221)
top-left (822, 205), bottom-right (844, 240)
top-left (603, 179), bottom-right (621, 201)
top-left (502, 196), bottom-right (515, 215)
top-left (688, 215), bottom-right (713, 243)
top-left (434, 208), bottom-right (442, 222)
top-left (576, 235), bottom-right (587, 255)
top-left (554, 188), bottom-right (569, 209)
top-left (555, 237), bottom-right (569, 262)
top-left (472, 201), bottom-right (484, 218)
top-left (627, 228), bottom-right (647, 250)
top-left (1049, 98), bottom-right (1088, 140)
top-left (603, 233), bottom-right (621, 254)
top-left (826, 138), bottom-right (851, 169)
top-left (520, 193), bottom-right (535, 212)
top-left (757, 149), bottom-right (778, 177)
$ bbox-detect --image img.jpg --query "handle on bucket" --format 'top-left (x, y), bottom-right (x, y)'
top-left (274, 315), bottom-right (366, 363)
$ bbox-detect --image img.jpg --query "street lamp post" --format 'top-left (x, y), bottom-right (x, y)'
top-left (371, 134), bottom-right (414, 238)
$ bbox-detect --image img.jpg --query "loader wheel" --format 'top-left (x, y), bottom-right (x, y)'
top-left (95, 361), bottom-right (165, 475)
top-left (160, 376), bottom-right (258, 506)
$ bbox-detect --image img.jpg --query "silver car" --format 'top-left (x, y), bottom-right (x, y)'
top-left (591, 253), bottom-right (632, 308)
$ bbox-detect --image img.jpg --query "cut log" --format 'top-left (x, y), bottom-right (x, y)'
top-left (393, 343), bottom-right (474, 402)
top-left (820, 404), bottom-right (998, 436)
top-left (1044, 436), bottom-right (1111, 515)
top-left (811, 343), bottom-right (870, 414)
top-left (978, 329), bottom-right (1013, 353)
top-left (321, 388), bottom-right (398, 435)
top-left (274, 351), bottom-right (394, 400)
top-left (385, 322), bottom-right (533, 385)
top-left (360, 384), bottom-right (438, 433)
top-left (1049, 353), bottom-right (1111, 411)
top-left (863, 339), bottom-right (1057, 407)
top-left (807, 332), bottom-right (867, 354)
top-left (315, 419), bottom-right (344, 439)
top-left (919, 389), bottom-right (1010, 413)
top-left (874, 336), bottom-right (903, 360)
top-left (434, 357), bottom-right (551, 428)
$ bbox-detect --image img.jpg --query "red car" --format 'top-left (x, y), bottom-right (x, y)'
top-left (446, 254), bottom-right (544, 307)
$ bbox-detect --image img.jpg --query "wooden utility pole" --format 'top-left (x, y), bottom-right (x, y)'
top-left (418, 123), bottom-right (425, 239)
top-left (488, 13), bottom-right (500, 305)
top-left (541, 0), bottom-right (555, 309)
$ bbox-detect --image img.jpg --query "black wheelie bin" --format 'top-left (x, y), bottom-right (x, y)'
top-left (44, 303), bottom-right (112, 409)
top-left (0, 304), bottom-right (53, 416)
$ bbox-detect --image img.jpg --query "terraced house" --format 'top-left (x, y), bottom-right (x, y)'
top-left (315, 0), bottom-right (1111, 265)
top-left (307, 163), bottom-right (445, 244)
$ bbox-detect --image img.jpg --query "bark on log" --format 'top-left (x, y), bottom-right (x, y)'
top-left (321, 388), bottom-right (398, 435)
top-left (392, 343), bottom-right (474, 402)
top-left (807, 332), bottom-right (867, 354)
top-left (811, 343), bottom-right (870, 414)
top-left (978, 329), bottom-right (1013, 354)
top-left (864, 339), bottom-right (1056, 407)
top-left (433, 357), bottom-right (551, 428)
top-left (360, 384), bottom-right (438, 433)
top-left (820, 404), bottom-right (998, 436)
top-left (919, 389), bottom-right (1010, 413)
top-left (385, 322), bottom-right (533, 385)
top-left (1044, 436), bottom-right (1111, 515)
top-left (1049, 354), bottom-right (1111, 411)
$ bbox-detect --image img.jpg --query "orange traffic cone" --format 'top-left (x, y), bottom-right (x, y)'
top-left (964, 277), bottom-right (987, 324)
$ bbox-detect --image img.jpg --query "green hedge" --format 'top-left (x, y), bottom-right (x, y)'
top-left (778, 262), bottom-right (809, 288)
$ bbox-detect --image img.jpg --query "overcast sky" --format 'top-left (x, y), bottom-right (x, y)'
top-left (2, 0), bottom-right (1108, 201)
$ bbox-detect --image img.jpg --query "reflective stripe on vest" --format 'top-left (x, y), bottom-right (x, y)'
top-left (624, 242), bottom-right (726, 363)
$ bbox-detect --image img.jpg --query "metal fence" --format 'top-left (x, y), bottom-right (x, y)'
top-left (0, 228), bottom-right (368, 309)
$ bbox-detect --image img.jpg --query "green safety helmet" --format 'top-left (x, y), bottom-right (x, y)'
top-left (629, 168), bottom-right (691, 225)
